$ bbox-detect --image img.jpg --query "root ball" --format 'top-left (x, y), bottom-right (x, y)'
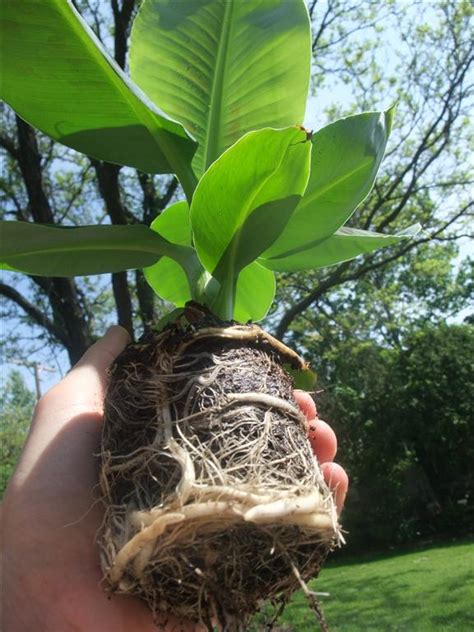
top-left (99, 312), bottom-right (340, 630)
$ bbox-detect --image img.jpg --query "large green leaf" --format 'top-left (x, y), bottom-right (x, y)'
top-left (0, 221), bottom-right (195, 277)
top-left (130, 0), bottom-right (311, 176)
top-left (0, 0), bottom-right (197, 196)
top-left (263, 110), bottom-right (394, 260)
top-left (149, 201), bottom-right (192, 246)
top-left (145, 257), bottom-right (192, 306)
top-left (191, 127), bottom-right (310, 319)
top-left (260, 224), bottom-right (421, 272)
top-left (191, 127), bottom-right (311, 277)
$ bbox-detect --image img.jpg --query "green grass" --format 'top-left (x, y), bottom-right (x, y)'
top-left (252, 539), bottom-right (474, 631)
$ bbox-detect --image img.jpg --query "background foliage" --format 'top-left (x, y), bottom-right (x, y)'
top-left (316, 323), bottom-right (473, 549)
top-left (0, 371), bottom-right (35, 493)
top-left (1, 0), bottom-right (473, 548)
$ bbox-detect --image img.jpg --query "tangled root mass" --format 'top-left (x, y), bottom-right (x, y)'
top-left (99, 312), bottom-right (340, 630)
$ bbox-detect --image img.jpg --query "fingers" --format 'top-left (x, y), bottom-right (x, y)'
top-left (294, 390), bottom-right (337, 463)
top-left (307, 419), bottom-right (337, 463)
top-left (320, 462), bottom-right (349, 515)
top-left (72, 326), bottom-right (131, 375)
top-left (293, 389), bottom-right (317, 421)
top-left (294, 389), bottom-right (348, 514)
top-left (309, 420), bottom-right (346, 513)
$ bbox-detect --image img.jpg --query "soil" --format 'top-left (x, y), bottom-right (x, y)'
top-left (99, 306), bottom-right (339, 631)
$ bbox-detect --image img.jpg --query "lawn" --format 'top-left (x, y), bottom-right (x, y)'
top-left (251, 539), bottom-right (474, 631)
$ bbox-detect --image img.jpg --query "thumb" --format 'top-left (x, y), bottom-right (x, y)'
top-left (12, 327), bottom-right (131, 491)
top-left (72, 326), bottom-right (131, 375)
top-left (45, 326), bottom-right (131, 413)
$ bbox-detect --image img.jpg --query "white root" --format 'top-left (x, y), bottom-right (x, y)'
top-left (244, 490), bottom-right (325, 523)
top-left (132, 541), bottom-right (154, 577)
top-left (109, 512), bottom-right (185, 584)
top-left (100, 323), bottom-right (341, 624)
top-left (168, 439), bottom-right (195, 507)
top-left (190, 484), bottom-right (275, 505)
top-left (226, 392), bottom-right (303, 420)
top-left (130, 507), bottom-right (164, 529)
top-left (117, 489), bottom-right (335, 584)
top-left (177, 500), bottom-right (244, 521)
top-left (282, 512), bottom-right (334, 530)
top-left (177, 324), bottom-right (307, 369)
top-left (289, 561), bottom-right (330, 632)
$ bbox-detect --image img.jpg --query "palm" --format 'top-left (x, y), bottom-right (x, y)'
top-left (4, 413), bottom-right (196, 632)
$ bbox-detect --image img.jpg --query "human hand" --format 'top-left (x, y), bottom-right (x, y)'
top-left (294, 390), bottom-right (349, 514)
top-left (2, 327), bottom-right (347, 632)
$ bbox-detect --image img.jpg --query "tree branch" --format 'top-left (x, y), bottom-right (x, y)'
top-left (274, 263), bottom-right (351, 340)
top-left (112, 271), bottom-right (135, 337)
top-left (135, 269), bottom-right (155, 333)
top-left (15, 117), bottom-right (55, 224)
top-left (111, 0), bottom-right (136, 69)
top-left (91, 160), bottom-right (135, 336)
top-left (275, 198), bottom-right (472, 340)
top-left (14, 117), bottom-right (94, 363)
top-left (0, 281), bottom-right (67, 346)
top-left (0, 133), bottom-right (19, 161)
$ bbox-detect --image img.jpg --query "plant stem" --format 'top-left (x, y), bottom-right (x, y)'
top-left (211, 278), bottom-right (235, 320)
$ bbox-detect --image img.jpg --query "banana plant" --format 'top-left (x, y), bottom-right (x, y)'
top-left (0, 0), bottom-right (420, 324)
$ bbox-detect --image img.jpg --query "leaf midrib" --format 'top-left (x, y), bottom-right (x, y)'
top-left (6, 243), bottom-right (163, 259)
top-left (202, 0), bottom-right (234, 171)
top-left (297, 155), bottom-right (374, 213)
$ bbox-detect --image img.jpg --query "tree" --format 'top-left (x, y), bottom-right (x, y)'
top-left (396, 324), bottom-right (474, 533)
top-left (0, 370), bottom-right (35, 495)
top-left (1, 0), bottom-right (472, 370)
top-left (313, 323), bottom-right (473, 550)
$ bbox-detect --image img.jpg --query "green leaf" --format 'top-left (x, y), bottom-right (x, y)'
top-left (144, 201), bottom-right (196, 306)
top-left (263, 110), bottom-right (394, 260)
top-left (191, 127), bottom-right (311, 318)
top-left (191, 127), bottom-right (311, 275)
top-left (284, 364), bottom-right (317, 391)
top-left (233, 262), bottom-right (276, 322)
top-left (260, 224), bottom-right (421, 272)
top-left (130, 0), bottom-right (311, 176)
top-left (145, 257), bottom-right (192, 306)
top-left (0, 0), bottom-right (197, 196)
top-left (149, 201), bottom-right (192, 246)
top-left (0, 221), bottom-right (194, 277)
